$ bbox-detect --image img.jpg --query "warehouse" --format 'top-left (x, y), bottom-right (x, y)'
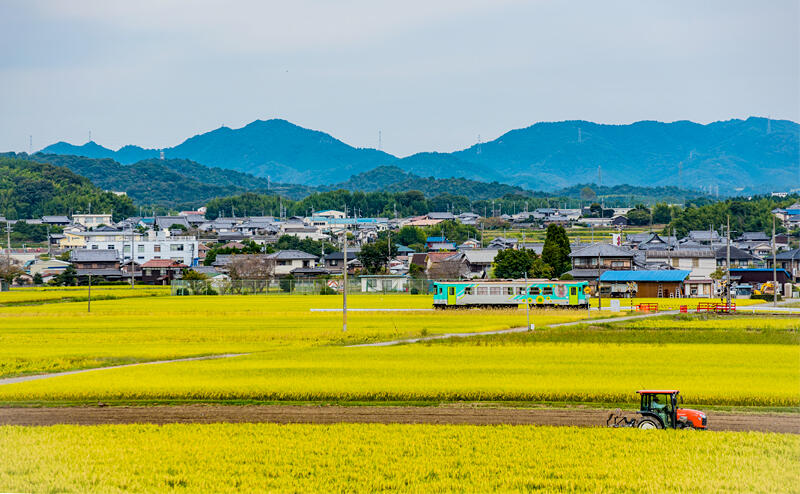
top-left (598, 270), bottom-right (691, 298)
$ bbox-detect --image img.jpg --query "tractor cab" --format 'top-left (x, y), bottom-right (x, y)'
top-left (636, 390), bottom-right (707, 430)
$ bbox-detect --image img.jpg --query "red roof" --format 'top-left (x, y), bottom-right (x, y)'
top-left (141, 259), bottom-right (187, 268)
top-left (427, 252), bottom-right (457, 261)
top-left (637, 390), bottom-right (679, 394)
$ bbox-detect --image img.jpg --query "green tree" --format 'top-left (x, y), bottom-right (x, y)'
top-left (580, 186), bottom-right (596, 201)
top-left (358, 239), bottom-right (398, 274)
top-left (651, 202), bottom-right (672, 224)
top-left (396, 226), bottom-right (426, 247)
top-left (492, 249), bottom-right (552, 279)
top-left (626, 205), bottom-right (651, 226)
top-left (541, 224), bottom-right (571, 277)
top-left (182, 269), bottom-right (208, 280)
top-left (32, 272), bottom-right (43, 285)
top-left (51, 265), bottom-right (77, 286)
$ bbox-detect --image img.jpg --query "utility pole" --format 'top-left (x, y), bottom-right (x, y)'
top-left (726, 215), bottom-right (731, 309)
top-left (130, 229), bottom-right (136, 288)
top-left (772, 215), bottom-right (777, 307)
top-left (342, 205), bottom-right (348, 333)
top-left (597, 248), bottom-right (602, 311)
top-left (524, 270), bottom-right (531, 331)
top-left (88, 274), bottom-right (92, 313)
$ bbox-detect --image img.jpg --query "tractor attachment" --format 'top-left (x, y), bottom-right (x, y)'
top-left (606, 408), bottom-right (637, 428)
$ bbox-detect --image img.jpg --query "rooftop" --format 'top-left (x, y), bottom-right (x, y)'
top-left (599, 270), bottom-right (691, 282)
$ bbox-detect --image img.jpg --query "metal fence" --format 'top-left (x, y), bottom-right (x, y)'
top-left (171, 277), bottom-right (438, 296)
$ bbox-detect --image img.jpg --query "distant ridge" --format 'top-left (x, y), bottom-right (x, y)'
top-left (40, 117), bottom-right (800, 192)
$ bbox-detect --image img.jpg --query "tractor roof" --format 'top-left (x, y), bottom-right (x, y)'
top-left (637, 390), bottom-right (679, 394)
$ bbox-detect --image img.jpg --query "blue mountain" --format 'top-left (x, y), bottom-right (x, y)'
top-left (40, 117), bottom-right (799, 192)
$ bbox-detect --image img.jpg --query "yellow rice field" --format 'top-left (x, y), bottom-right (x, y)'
top-left (0, 424), bottom-right (796, 493)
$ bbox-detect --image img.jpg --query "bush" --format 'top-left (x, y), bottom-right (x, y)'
top-left (559, 273), bottom-right (574, 280)
top-left (319, 286), bottom-right (337, 295)
top-left (750, 293), bottom-right (782, 302)
top-left (410, 288), bottom-right (420, 295)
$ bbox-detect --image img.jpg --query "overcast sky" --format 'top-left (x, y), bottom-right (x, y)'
top-left (1, 0), bottom-right (798, 157)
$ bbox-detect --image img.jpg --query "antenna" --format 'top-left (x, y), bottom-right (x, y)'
top-left (378, 130), bottom-right (382, 151)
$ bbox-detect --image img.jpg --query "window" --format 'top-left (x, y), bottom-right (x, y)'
top-left (507, 287), bottom-right (514, 295)
top-left (611, 261), bottom-right (624, 269)
top-left (123, 245), bottom-right (131, 253)
top-left (672, 258), bottom-right (679, 267)
top-left (692, 258), bottom-right (699, 268)
top-left (570, 287), bottom-right (576, 296)
top-left (330, 260), bottom-right (338, 266)
top-left (107, 245), bottom-right (115, 250)
top-left (154, 245), bottom-right (161, 253)
top-left (91, 245), bottom-right (98, 250)
top-left (477, 287), bottom-right (488, 296)
top-left (517, 287), bottom-right (526, 295)
top-left (170, 244), bottom-right (184, 252)
top-left (542, 286), bottom-right (553, 296)
top-left (137, 245), bottom-right (144, 253)
top-left (465, 287), bottom-right (472, 295)
top-left (529, 287), bottom-right (540, 295)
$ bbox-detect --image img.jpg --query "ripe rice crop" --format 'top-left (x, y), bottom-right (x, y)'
top-left (3, 343), bottom-right (796, 407)
top-left (591, 297), bottom-right (763, 310)
top-left (0, 295), bottom-right (593, 377)
top-left (0, 423), bottom-right (796, 493)
top-left (0, 286), bottom-right (168, 305)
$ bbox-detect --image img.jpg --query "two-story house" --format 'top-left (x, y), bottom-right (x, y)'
top-left (268, 250), bottom-right (319, 276)
top-left (80, 230), bottom-right (198, 266)
top-left (72, 213), bottom-right (114, 229)
top-left (645, 249), bottom-right (716, 279)
top-left (70, 249), bottom-right (123, 280)
top-left (567, 243), bottom-right (635, 281)
top-left (140, 259), bottom-right (187, 285)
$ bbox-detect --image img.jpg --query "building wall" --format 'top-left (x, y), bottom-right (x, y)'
top-left (83, 236), bottom-right (198, 266)
top-left (637, 281), bottom-right (682, 298)
top-left (667, 257), bottom-right (716, 279)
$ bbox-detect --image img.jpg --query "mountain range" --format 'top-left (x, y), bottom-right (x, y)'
top-left (41, 117), bottom-right (799, 192)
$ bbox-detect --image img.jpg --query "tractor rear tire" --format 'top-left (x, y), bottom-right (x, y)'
top-left (637, 418), bottom-right (662, 430)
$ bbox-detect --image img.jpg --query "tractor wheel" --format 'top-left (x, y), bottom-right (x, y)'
top-left (637, 418), bottom-right (661, 430)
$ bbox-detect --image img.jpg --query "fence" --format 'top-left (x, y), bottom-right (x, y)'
top-left (171, 277), bottom-right (438, 296)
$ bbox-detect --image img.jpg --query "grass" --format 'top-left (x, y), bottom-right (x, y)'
top-left (590, 297), bottom-right (764, 310)
top-left (0, 424), bottom-right (797, 493)
top-left (0, 286), bottom-right (169, 306)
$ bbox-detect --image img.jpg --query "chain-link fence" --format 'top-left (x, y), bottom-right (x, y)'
top-left (171, 277), bottom-right (438, 296)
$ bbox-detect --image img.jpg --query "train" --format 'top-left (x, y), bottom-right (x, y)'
top-left (432, 280), bottom-right (590, 309)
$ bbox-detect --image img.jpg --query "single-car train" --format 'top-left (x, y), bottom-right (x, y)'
top-left (433, 280), bottom-right (590, 308)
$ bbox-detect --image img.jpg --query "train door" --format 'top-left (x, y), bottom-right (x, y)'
top-left (569, 285), bottom-right (578, 305)
top-left (447, 286), bottom-right (456, 306)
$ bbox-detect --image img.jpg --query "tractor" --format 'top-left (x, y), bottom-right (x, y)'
top-left (607, 390), bottom-right (707, 430)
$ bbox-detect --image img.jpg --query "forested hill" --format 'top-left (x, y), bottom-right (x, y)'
top-left (0, 156), bottom-right (135, 220)
top-left (41, 117), bottom-right (799, 193)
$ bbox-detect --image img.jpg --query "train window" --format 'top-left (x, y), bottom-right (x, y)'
top-left (529, 287), bottom-right (540, 295)
top-left (542, 286), bottom-right (553, 295)
top-left (507, 287), bottom-right (514, 295)
top-left (570, 287), bottom-right (576, 296)
top-left (517, 287), bottom-right (526, 295)
top-left (465, 287), bottom-right (472, 295)
top-left (477, 287), bottom-right (488, 296)
top-left (489, 286), bottom-right (503, 296)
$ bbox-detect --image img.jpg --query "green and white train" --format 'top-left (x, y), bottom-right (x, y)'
top-left (433, 280), bottom-right (590, 309)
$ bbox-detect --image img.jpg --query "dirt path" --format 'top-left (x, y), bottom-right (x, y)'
top-left (1, 405), bottom-right (796, 433)
top-left (0, 354), bottom-right (248, 386)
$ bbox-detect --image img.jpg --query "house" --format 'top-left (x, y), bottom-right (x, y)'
top-left (611, 215), bottom-right (628, 227)
top-left (72, 213), bottom-right (114, 228)
top-left (730, 268), bottom-right (792, 286)
top-left (41, 215), bottom-right (71, 226)
top-left (567, 243), bottom-right (635, 280)
top-left (79, 230), bottom-right (198, 266)
top-left (425, 252), bottom-right (470, 279)
top-left (768, 248), bottom-right (800, 280)
top-left (716, 246), bottom-right (759, 268)
top-left (70, 249), bottom-right (120, 270)
top-left (461, 249), bottom-right (499, 278)
top-left (635, 233), bottom-right (677, 251)
top-left (140, 259), bottom-right (187, 285)
top-left (314, 210), bottom-right (346, 219)
top-left (488, 237), bottom-right (518, 250)
top-left (360, 275), bottom-right (409, 292)
top-left (267, 250), bottom-right (319, 276)
top-left (737, 232), bottom-right (770, 243)
top-left (645, 249), bottom-right (716, 279)
top-left (155, 216), bottom-right (191, 231)
top-left (685, 230), bottom-right (721, 245)
top-left (599, 270), bottom-right (690, 298)
top-left (457, 239), bottom-right (481, 250)
top-left (26, 259), bottom-right (71, 277)
top-left (69, 249), bottom-right (123, 281)
top-left (322, 249), bottom-right (361, 274)
top-left (426, 236), bottom-right (456, 251)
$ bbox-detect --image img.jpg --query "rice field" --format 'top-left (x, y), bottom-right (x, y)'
top-left (591, 297), bottom-right (764, 310)
top-left (0, 286), bottom-right (169, 305)
top-left (0, 424), bottom-right (796, 493)
top-left (0, 294), bottom-right (594, 377)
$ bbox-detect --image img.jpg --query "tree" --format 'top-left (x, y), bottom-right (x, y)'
top-left (33, 272), bottom-right (43, 285)
top-left (358, 239), bottom-right (398, 274)
top-left (626, 205), bottom-right (651, 226)
top-left (651, 202), bottom-right (672, 224)
top-left (541, 224), bottom-right (571, 277)
top-left (228, 255), bottom-right (275, 280)
top-left (492, 249), bottom-right (552, 279)
top-left (182, 269), bottom-right (208, 281)
top-left (580, 186), bottom-right (596, 201)
top-left (0, 257), bottom-right (23, 284)
top-left (51, 265), bottom-right (77, 286)
top-left (396, 226), bottom-right (426, 247)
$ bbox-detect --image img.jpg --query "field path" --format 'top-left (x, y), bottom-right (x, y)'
top-left (1, 405), bottom-right (796, 433)
top-left (347, 310), bottom-right (675, 347)
top-left (0, 354), bottom-right (248, 386)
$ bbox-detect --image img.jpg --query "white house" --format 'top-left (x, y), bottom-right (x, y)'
top-left (79, 230), bottom-right (199, 266)
top-left (645, 249), bottom-right (716, 279)
top-left (267, 250), bottom-right (319, 276)
top-left (72, 213), bottom-right (114, 228)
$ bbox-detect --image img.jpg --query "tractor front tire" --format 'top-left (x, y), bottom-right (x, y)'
top-left (637, 418), bottom-right (662, 430)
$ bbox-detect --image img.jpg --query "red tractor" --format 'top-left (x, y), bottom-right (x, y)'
top-left (607, 390), bottom-right (707, 430)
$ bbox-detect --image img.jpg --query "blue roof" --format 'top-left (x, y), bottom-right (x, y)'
top-left (599, 270), bottom-right (690, 282)
top-left (426, 236), bottom-right (446, 242)
top-left (731, 268), bottom-right (791, 276)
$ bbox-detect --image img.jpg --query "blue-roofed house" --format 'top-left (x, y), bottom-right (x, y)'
top-left (599, 270), bottom-right (690, 298)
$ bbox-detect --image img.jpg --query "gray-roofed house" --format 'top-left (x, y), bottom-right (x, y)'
top-left (686, 230), bottom-right (721, 245)
top-left (267, 250), bottom-right (320, 276)
top-left (768, 248), bottom-right (800, 281)
top-left (427, 212), bottom-right (455, 221)
top-left (461, 249), bottom-right (499, 278)
top-left (322, 249), bottom-right (361, 274)
top-left (645, 249), bottom-right (716, 279)
top-left (41, 215), bottom-right (71, 226)
top-left (155, 216), bottom-right (190, 231)
top-left (70, 249), bottom-right (122, 279)
top-left (567, 243), bottom-right (635, 280)
top-left (715, 246), bottom-right (760, 268)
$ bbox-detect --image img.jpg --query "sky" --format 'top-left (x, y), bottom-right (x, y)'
top-left (1, 0), bottom-right (798, 157)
